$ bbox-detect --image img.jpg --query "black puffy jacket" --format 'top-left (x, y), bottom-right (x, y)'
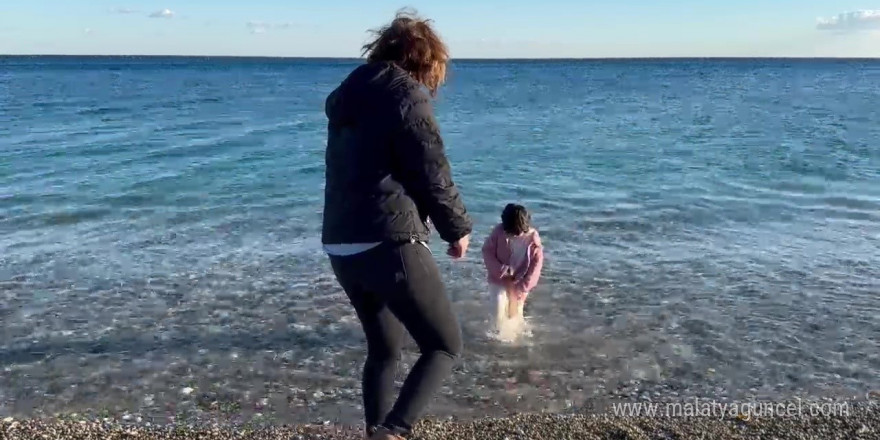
top-left (321, 61), bottom-right (472, 246)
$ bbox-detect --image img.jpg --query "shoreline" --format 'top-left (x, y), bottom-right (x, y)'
top-left (3, 404), bottom-right (878, 440)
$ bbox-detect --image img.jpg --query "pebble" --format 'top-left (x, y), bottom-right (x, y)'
top-left (182, 387), bottom-right (195, 396)
top-left (1, 405), bottom-right (878, 440)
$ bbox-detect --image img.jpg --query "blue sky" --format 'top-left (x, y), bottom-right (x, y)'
top-left (1, 1), bottom-right (879, 57)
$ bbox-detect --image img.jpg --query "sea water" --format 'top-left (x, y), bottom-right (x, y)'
top-left (1, 56), bottom-right (878, 424)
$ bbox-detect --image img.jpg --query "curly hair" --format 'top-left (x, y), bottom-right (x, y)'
top-left (362, 8), bottom-right (449, 96)
top-left (501, 204), bottom-right (531, 236)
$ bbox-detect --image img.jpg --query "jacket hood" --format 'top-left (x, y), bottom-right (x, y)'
top-left (325, 61), bottom-right (403, 127)
top-left (526, 228), bottom-right (542, 248)
top-left (492, 224), bottom-right (543, 248)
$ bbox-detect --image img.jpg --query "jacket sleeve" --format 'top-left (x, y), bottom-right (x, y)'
top-left (482, 227), bottom-right (510, 279)
top-left (515, 232), bottom-right (544, 293)
top-left (392, 92), bottom-right (472, 243)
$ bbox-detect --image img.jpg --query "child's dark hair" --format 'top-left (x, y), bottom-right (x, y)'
top-left (501, 203), bottom-right (531, 235)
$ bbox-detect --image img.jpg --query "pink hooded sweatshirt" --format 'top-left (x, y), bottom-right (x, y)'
top-left (481, 224), bottom-right (544, 293)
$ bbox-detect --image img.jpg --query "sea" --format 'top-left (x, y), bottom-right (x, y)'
top-left (1, 56), bottom-right (879, 426)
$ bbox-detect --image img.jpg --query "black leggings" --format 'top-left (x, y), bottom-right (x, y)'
top-left (329, 242), bottom-right (463, 437)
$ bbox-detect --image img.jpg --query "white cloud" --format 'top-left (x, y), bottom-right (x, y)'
top-left (817, 10), bottom-right (880, 31)
top-left (149, 9), bottom-right (175, 19)
top-left (111, 8), bottom-right (139, 14)
top-left (247, 21), bottom-right (268, 34)
top-left (246, 21), bottom-right (295, 34)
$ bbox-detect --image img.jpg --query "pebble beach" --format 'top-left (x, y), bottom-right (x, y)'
top-left (3, 404), bottom-right (880, 440)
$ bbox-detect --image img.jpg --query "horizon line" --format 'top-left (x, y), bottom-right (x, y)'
top-left (2, 54), bottom-right (880, 61)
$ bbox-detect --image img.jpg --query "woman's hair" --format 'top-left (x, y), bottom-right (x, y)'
top-left (501, 204), bottom-right (531, 235)
top-left (362, 9), bottom-right (449, 96)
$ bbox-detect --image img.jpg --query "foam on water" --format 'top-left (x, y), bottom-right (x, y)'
top-left (489, 315), bottom-right (534, 345)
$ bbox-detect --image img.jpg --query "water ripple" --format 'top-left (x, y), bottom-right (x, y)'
top-left (1, 58), bottom-right (878, 422)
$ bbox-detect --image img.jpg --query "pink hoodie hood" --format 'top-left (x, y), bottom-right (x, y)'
top-left (481, 224), bottom-right (544, 293)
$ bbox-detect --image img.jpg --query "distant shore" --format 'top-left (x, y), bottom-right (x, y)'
top-left (3, 404), bottom-right (878, 440)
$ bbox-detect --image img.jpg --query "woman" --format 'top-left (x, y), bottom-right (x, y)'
top-left (321, 10), bottom-right (473, 440)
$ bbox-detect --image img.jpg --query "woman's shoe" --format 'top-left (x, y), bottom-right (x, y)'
top-left (369, 426), bottom-right (406, 440)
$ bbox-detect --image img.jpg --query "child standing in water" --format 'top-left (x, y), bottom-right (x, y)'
top-left (481, 204), bottom-right (544, 338)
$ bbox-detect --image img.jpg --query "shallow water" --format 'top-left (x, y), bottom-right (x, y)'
top-left (1, 56), bottom-right (879, 425)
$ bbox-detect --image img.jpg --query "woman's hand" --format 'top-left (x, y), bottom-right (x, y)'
top-left (447, 234), bottom-right (470, 259)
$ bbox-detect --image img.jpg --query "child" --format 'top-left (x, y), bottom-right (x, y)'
top-left (481, 203), bottom-right (544, 336)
